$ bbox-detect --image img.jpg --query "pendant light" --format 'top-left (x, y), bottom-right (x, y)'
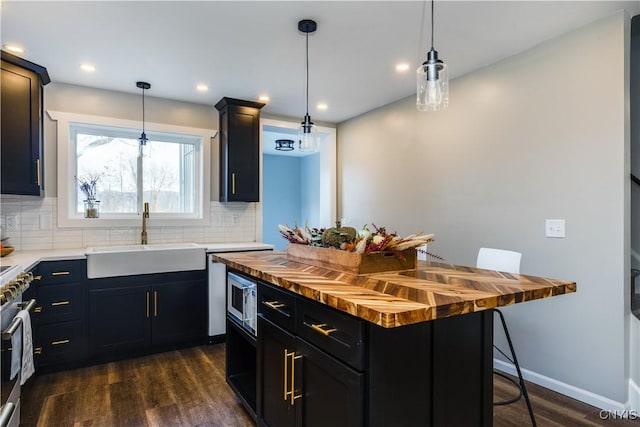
top-left (416, 0), bottom-right (448, 111)
top-left (298, 19), bottom-right (318, 153)
top-left (137, 81), bottom-right (151, 157)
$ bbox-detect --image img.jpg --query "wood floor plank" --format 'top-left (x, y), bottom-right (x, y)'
top-left (20, 344), bottom-right (632, 427)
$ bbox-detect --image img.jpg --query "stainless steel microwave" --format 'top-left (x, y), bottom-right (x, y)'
top-left (227, 272), bottom-right (257, 336)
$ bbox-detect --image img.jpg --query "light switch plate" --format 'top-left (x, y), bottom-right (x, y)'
top-left (545, 219), bottom-right (565, 238)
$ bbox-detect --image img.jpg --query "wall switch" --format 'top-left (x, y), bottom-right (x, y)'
top-left (545, 219), bottom-right (565, 238)
top-left (5, 215), bottom-right (17, 231)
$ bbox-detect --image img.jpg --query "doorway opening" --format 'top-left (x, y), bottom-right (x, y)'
top-left (260, 118), bottom-right (336, 250)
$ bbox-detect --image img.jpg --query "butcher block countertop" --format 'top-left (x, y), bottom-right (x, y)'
top-left (212, 250), bottom-right (576, 328)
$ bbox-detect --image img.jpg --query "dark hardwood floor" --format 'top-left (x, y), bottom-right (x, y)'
top-left (20, 344), bottom-right (637, 426)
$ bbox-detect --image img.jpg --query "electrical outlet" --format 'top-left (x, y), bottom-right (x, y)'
top-left (40, 214), bottom-right (52, 230)
top-left (232, 215), bottom-right (239, 225)
top-left (5, 215), bottom-right (17, 231)
top-left (545, 219), bottom-right (565, 238)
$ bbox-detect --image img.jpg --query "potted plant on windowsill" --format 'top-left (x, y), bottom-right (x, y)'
top-left (77, 174), bottom-right (101, 218)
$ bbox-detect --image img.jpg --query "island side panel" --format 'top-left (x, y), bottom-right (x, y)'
top-left (368, 311), bottom-right (493, 427)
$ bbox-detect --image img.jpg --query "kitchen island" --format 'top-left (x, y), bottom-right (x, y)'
top-left (212, 250), bottom-right (576, 427)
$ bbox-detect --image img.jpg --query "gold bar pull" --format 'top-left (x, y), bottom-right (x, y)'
top-left (231, 172), bottom-right (236, 195)
top-left (34, 306), bottom-right (42, 313)
top-left (34, 347), bottom-right (42, 355)
top-left (36, 159), bottom-right (41, 186)
top-left (146, 291), bottom-right (150, 318)
top-left (51, 339), bottom-right (70, 346)
top-left (51, 271), bottom-right (70, 276)
top-left (264, 301), bottom-right (285, 310)
top-left (283, 350), bottom-right (290, 401)
top-left (310, 323), bottom-right (338, 337)
top-left (51, 301), bottom-right (70, 306)
top-left (154, 291), bottom-right (158, 317)
top-left (290, 352), bottom-right (303, 405)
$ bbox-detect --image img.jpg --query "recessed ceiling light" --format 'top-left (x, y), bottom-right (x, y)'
top-left (3, 44), bottom-right (24, 54)
top-left (80, 63), bottom-right (95, 72)
top-left (396, 63), bottom-right (410, 72)
top-left (258, 95), bottom-right (270, 102)
top-left (317, 103), bottom-right (328, 110)
top-left (196, 84), bottom-right (208, 92)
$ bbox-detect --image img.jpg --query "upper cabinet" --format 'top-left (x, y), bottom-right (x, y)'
top-left (215, 97), bottom-right (265, 202)
top-left (1, 51), bottom-right (50, 196)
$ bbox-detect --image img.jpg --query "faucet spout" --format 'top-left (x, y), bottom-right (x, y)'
top-left (141, 202), bottom-right (149, 245)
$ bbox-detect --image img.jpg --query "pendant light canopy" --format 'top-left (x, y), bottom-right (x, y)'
top-left (298, 19), bottom-right (318, 153)
top-left (417, 0), bottom-right (448, 112)
top-left (137, 81), bottom-right (151, 157)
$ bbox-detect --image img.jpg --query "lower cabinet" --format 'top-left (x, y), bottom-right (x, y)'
top-left (24, 259), bottom-right (87, 369)
top-left (256, 281), bottom-right (365, 427)
top-left (87, 270), bottom-right (208, 360)
top-left (259, 317), bottom-right (364, 427)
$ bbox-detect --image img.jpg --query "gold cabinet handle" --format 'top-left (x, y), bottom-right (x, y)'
top-left (51, 300), bottom-right (70, 306)
top-left (33, 275), bottom-right (42, 281)
top-left (36, 159), bottom-right (41, 186)
top-left (34, 347), bottom-right (42, 355)
top-left (154, 291), bottom-right (158, 317)
top-left (34, 306), bottom-right (42, 313)
top-left (146, 291), bottom-right (150, 318)
top-left (51, 271), bottom-right (70, 276)
top-left (310, 323), bottom-right (337, 337)
top-left (289, 351), bottom-right (302, 405)
top-left (264, 301), bottom-right (285, 310)
top-left (51, 339), bottom-right (70, 346)
top-left (283, 349), bottom-right (289, 401)
top-left (231, 172), bottom-right (236, 195)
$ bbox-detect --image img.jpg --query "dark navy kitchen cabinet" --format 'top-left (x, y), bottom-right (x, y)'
top-left (1, 51), bottom-right (50, 196)
top-left (215, 97), bottom-right (264, 202)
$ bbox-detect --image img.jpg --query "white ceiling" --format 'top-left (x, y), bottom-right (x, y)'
top-left (2, 1), bottom-right (638, 124)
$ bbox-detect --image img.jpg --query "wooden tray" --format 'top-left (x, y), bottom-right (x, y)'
top-left (0, 246), bottom-right (15, 257)
top-left (286, 244), bottom-right (416, 275)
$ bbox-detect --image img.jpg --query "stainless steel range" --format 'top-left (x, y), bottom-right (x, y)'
top-left (0, 264), bottom-right (37, 427)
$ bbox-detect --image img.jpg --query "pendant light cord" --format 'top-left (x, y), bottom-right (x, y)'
top-left (430, 0), bottom-right (434, 50)
top-left (142, 88), bottom-right (146, 133)
top-left (305, 31), bottom-right (309, 116)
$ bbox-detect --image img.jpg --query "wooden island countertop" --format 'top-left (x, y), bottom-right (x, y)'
top-left (212, 250), bottom-right (576, 328)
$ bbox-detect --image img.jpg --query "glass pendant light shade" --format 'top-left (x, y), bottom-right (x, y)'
top-left (298, 114), bottom-right (317, 152)
top-left (417, 48), bottom-right (448, 112)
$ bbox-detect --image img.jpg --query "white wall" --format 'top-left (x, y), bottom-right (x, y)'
top-left (338, 12), bottom-right (630, 406)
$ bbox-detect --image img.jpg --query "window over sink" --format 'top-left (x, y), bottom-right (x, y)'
top-left (50, 111), bottom-right (214, 228)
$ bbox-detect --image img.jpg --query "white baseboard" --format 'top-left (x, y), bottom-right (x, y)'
top-left (494, 359), bottom-right (626, 411)
top-left (628, 379), bottom-right (640, 411)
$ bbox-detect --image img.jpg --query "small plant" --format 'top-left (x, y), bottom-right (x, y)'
top-left (76, 174), bottom-right (100, 200)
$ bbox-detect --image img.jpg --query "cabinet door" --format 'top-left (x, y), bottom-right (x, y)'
top-left (296, 339), bottom-right (364, 427)
top-left (88, 286), bottom-right (151, 357)
top-left (0, 60), bottom-right (42, 195)
top-left (259, 316), bottom-right (296, 427)
top-left (34, 320), bottom-right (83, 367)
top-left (151, 279), bottom-right (207, 347)
top-left (227, 105), bottom-right (260, 202)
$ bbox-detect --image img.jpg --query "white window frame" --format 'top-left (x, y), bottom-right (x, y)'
top-left (49, 110), bottom-right (214, 228)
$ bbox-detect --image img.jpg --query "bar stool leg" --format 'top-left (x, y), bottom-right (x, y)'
top-left (494, 308), bottom-right (537, 427)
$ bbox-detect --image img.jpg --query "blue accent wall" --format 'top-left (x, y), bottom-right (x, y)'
top-left (301, 153), bottom-right (320, 226)
top-left (263, 154), bottom-right (302, 250)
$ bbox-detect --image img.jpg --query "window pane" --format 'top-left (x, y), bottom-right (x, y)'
top-left (143, 140), bottom-right (196, 213)
top-left (76, 133), bottom-right (138, 213)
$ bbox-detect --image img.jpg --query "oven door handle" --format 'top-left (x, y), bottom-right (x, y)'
top-left (1, 299), bottom-right (37, 341)
top-left (0, 402), bottom-right (16, 427)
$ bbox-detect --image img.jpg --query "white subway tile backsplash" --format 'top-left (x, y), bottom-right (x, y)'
top-left (4, 197), bottom-right (258, 250)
